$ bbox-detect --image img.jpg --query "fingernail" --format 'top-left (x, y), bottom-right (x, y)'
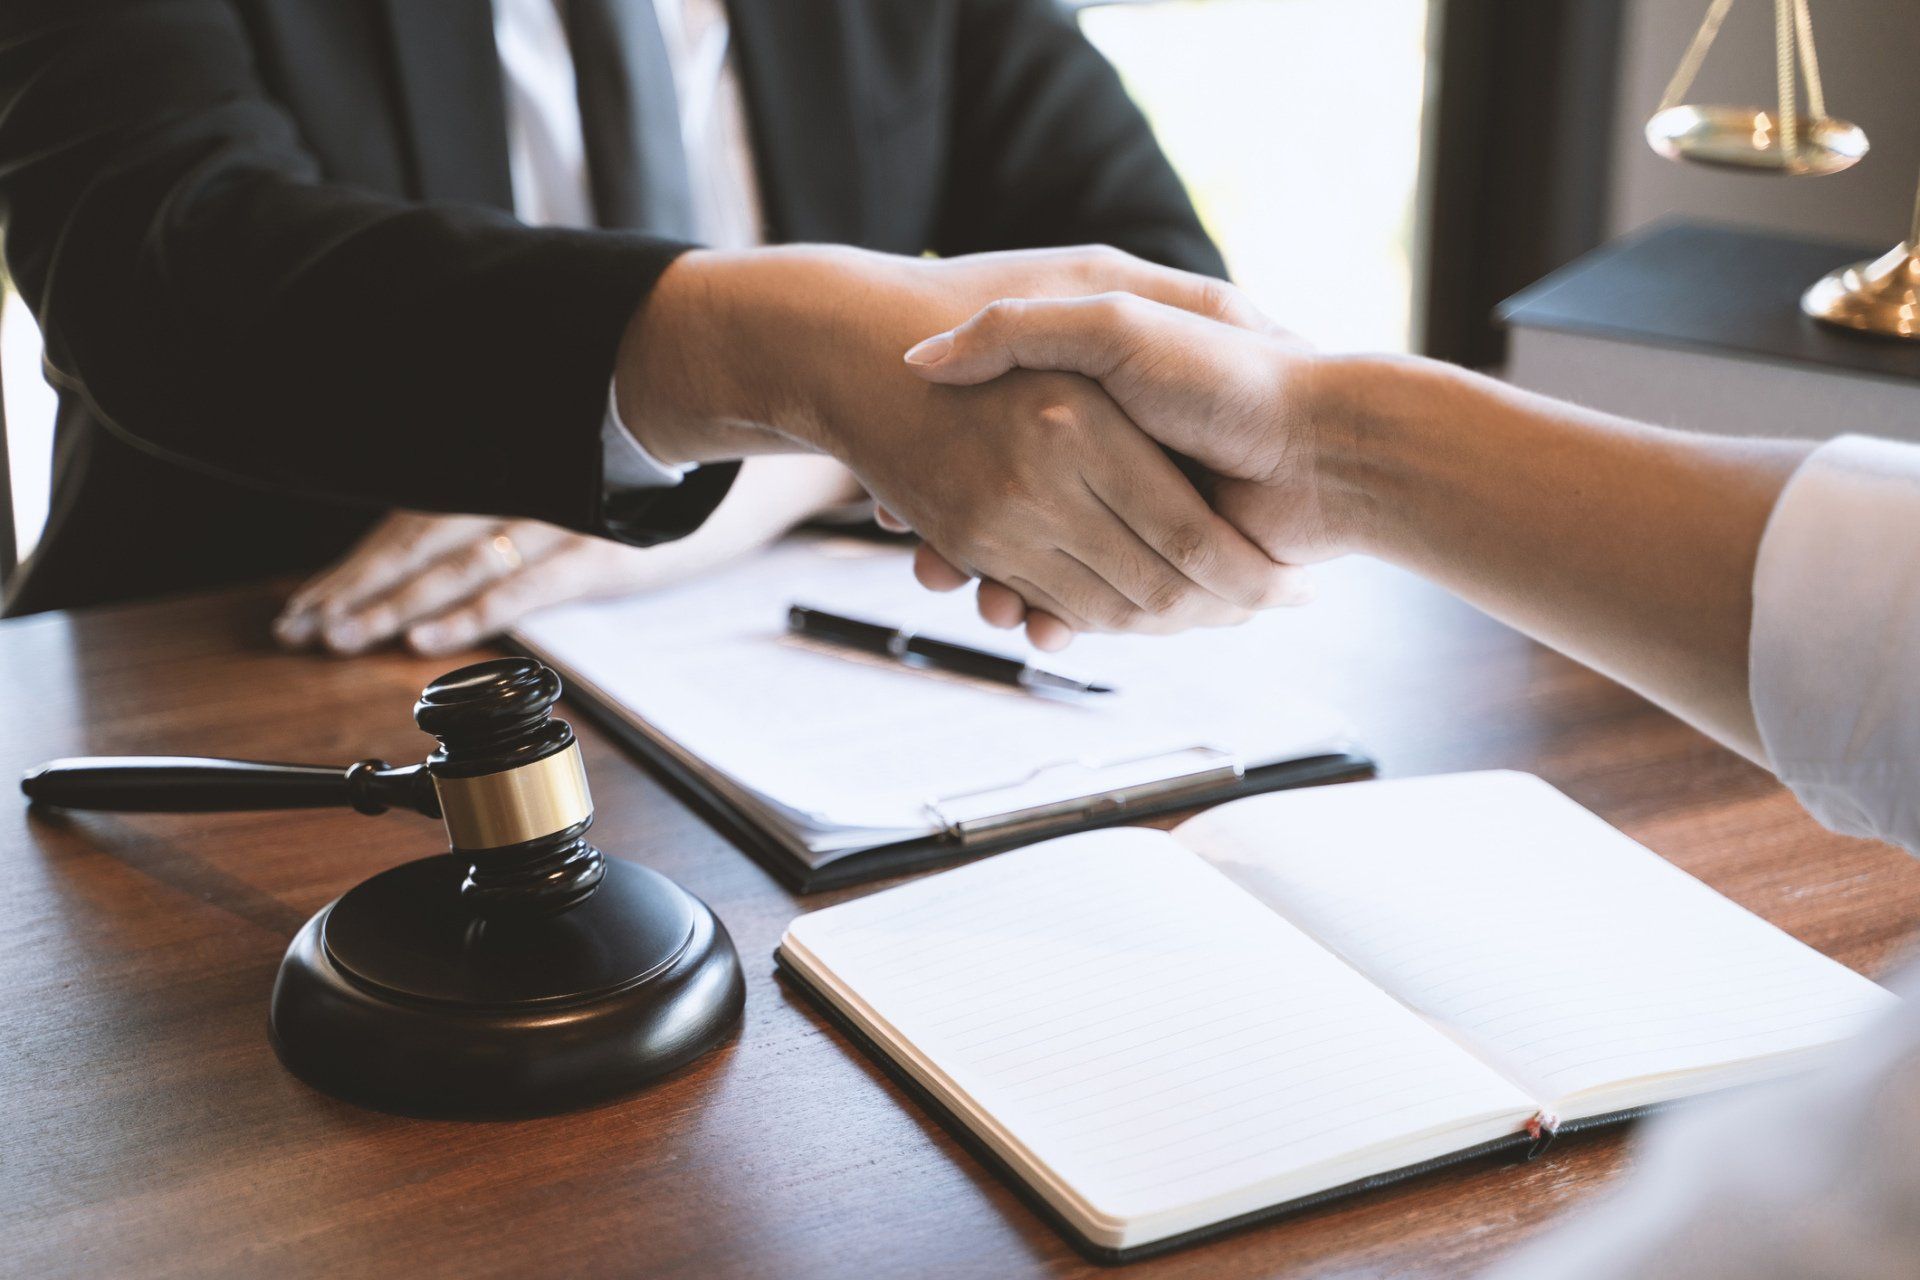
top-left (903, 333), bottom-right (953, 366)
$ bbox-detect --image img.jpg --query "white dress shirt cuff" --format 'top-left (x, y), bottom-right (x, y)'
top-left (601, 381), bottom-right (696, 490)
top-left (1750, 434), bottom-right (1920, 848)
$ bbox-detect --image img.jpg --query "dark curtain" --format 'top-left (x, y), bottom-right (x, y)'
top-left (1418, 0), bottom-right (1627, 366)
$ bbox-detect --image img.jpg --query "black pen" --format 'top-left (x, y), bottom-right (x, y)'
top-left (786, 605), bottom-right (1115, 695)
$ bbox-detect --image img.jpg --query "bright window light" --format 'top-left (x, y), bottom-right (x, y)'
top-left (1079, 0), bottom-right (1431, 352)
top-left (2, 286), bottom-right (55, 561)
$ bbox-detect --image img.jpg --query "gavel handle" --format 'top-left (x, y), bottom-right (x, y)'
top-left (20, 756), bottom-right (441, 818)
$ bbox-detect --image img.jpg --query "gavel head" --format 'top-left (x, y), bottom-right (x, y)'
top-left (413, 657), bottom-right (604, 919)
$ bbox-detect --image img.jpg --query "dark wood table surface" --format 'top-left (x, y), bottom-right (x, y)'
top-left (5, 557), bottom-right (1918, 1279)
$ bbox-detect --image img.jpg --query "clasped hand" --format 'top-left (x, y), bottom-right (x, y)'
top-left (888, 283), bottom-right (1347, 648)
top-left (620, 244), bottom-right (1316, 646)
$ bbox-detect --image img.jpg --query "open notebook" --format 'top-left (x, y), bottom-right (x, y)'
top-left (777, 771), bottom-right (1897, 1261)
top-left (514, 535), bottom-right (1367, 890)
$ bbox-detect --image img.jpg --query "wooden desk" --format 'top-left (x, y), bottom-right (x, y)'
top-left (5, 559), bottom-right (1917, 1279)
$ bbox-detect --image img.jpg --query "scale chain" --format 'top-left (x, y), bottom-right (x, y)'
top-left (1793, 0), bottom-right (1826, 125)
top-left (1659, 0), bottom-right (1738, 114)
top-left (1774, 0), bottom-right (1797, 160)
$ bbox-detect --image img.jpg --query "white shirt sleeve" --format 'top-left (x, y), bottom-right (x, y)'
top-left (1750, 434), bottom-right (1920, 850)
top-left (1480, 434), bottom-right (1920, 1280)
top-left (601, 383), bottom-right (694, 490)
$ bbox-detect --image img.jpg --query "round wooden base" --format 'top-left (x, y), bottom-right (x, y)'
top-left (269, 855), bottom-right (743, 1115)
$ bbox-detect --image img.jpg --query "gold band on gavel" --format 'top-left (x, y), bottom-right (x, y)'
top-left (432, 742), bottom-right (593, 852)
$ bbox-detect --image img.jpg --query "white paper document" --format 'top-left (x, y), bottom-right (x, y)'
top-left (513, 535), bottom-right (1356, 866)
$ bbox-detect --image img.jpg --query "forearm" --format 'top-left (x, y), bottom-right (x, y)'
top-left (611, 247), bottom-right (894, 467)
top-left (1320, 356), bottom-right (1813, 759)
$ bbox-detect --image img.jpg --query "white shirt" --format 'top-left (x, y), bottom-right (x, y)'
top-left (493, 0), bottom-right (766, 489)
top-left (494, 0), bottom-right (765, 249)
top-left (1489, 434), bottom-right (1920, 1279)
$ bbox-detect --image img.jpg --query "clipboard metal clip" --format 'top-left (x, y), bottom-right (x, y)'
top-left (923, 745), bottom-right (1245, 845)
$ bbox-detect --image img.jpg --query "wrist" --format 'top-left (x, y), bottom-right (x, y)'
top-left (714, 244), bottom-right (927, 465)
top-left (612, 249), bottom-right (841, 466)
top-left (1302, 352), bottom-right (1464, 561)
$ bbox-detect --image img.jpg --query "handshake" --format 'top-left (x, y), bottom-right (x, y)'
top-left (279, 244), bottom-right (1375, 654)
top-left (620, 243), bottom-right (1363, 651)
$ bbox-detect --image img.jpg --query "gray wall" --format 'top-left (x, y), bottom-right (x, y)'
top-left (1608, 0), bottom-right (1920, 246)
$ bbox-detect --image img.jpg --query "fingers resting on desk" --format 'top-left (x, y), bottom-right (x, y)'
top-left (275, 457), bottom-right (861, 657)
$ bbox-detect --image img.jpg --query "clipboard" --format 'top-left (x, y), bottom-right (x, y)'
top-left (531, 646), bottom-right (1374, 892)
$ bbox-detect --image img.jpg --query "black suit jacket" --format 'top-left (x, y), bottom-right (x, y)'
top-left (0, 0), bottom-right (1224, 616)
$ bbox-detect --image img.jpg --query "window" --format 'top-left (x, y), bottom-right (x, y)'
top-left (2, 285), bottom-right (53, 563)
top-left (1079, 0), bottom-right (1433, 352)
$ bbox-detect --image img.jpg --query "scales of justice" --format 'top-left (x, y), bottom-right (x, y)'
top-left (21, 657), bottom-right (745, 1116)
top-left (1646, 0), bottom-right (1919, 339)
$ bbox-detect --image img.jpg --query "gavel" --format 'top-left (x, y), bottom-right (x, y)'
top-left (21, 657), bottom-right (744, 1116)
top-left (27, 658), bottom-right (606, 918)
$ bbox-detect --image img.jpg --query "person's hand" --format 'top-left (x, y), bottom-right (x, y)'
top-left (274, 456), bottom-right (862, 656)
top-left (616, 245), bottom-right (1311, 645)
top-left (900, 292), bottom-right (1361, 639)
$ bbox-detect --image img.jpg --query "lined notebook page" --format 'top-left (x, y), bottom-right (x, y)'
top-left (1178, 772), bottom-right (1898, 1113)
top-left (782, 829), bottom-right (1534, 1248)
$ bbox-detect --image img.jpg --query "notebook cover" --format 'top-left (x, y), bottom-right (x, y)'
top-left (1497, 220), bottom-right (1920, 384)
top-left (773, 952), bottom-right (1666, 1265)
top-left (525, 642), bottom-right (1374, 892)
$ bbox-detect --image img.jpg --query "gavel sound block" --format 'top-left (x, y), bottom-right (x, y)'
top-left (21, 658), bottom-right (745, 1116)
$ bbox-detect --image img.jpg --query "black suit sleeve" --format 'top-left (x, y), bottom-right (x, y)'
top-left (0, 0), bottom-right (729, 544)
top-left (933, 0), bottom-right (1228, 278)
